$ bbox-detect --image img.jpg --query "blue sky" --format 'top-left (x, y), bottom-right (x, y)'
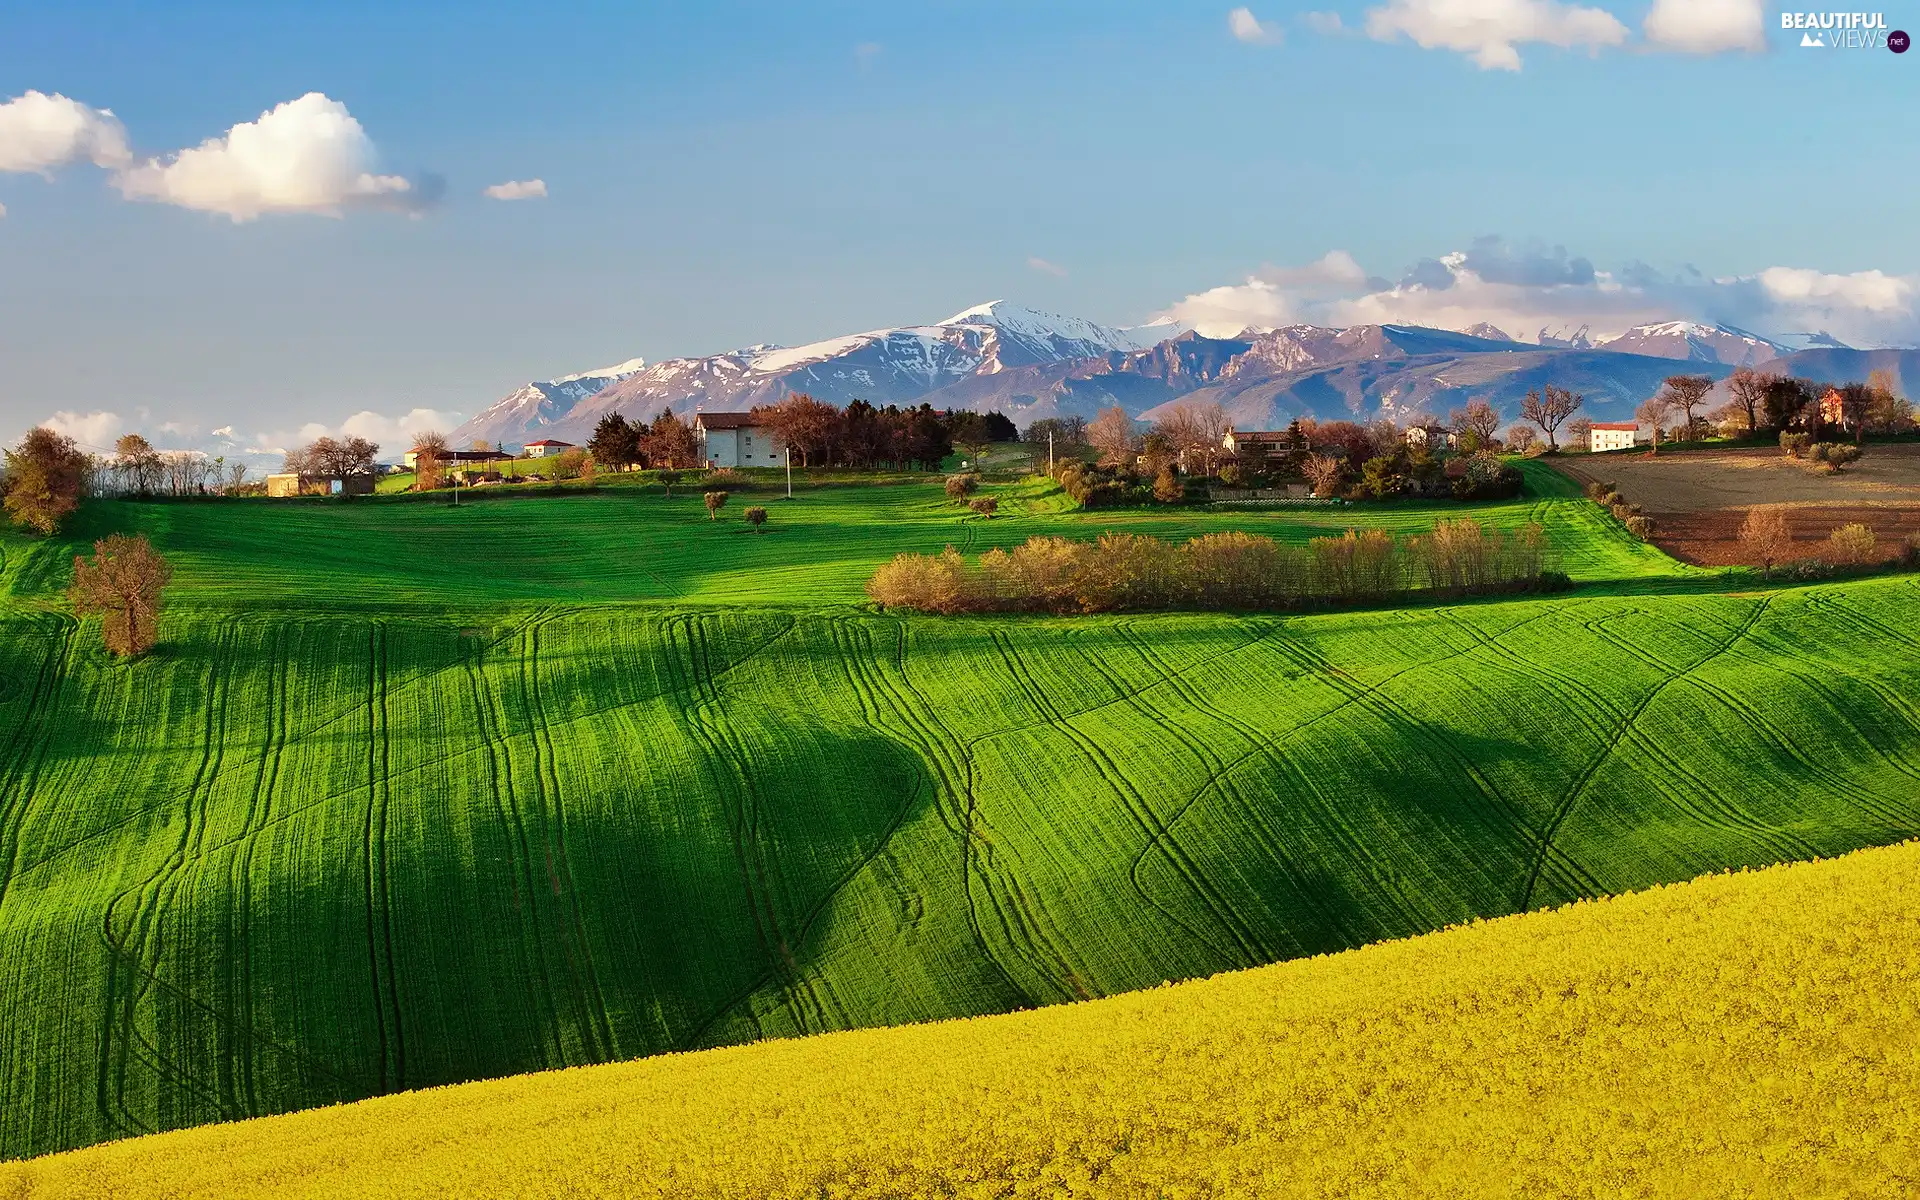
top-left (0, 0), bottom-right (1914, 452)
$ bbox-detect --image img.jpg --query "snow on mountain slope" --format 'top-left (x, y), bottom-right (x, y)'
top-left (1597, 322), bottom-right (1785, 367)
top-left (454, 359), bottom-right (650, 448)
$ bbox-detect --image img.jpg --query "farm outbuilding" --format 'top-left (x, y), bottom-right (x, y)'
top-left (1589, 423), bottom-right (1640, 453)
top-left (266, 473), bottom-right (376, 498)
top-left (522, 439), bottom-right (575, 457)
top-left (695, 412), bottom-right (787, 468)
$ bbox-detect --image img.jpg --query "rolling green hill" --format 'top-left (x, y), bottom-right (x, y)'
top-left (2, 474), bottom-right (1916, 1160)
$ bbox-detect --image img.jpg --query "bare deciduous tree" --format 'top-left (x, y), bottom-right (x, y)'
top-left (1727, 367), bottom-right (1769, 439)
top-left (69, 533), bottom-right (171, 657)
top-left (115, 434), bottom-right (161, 495)
top-left (1737, 507), bottom-right (1794, 578)
top-left (1635, 394), bottom-right (1674, 454)
top-left (1087, 406), bottom-right (1138, 467)
top-left (1153, 402), bottom-right (1229, 475)
top-left (1656, 375), bottom-right (1715, 440)
top-left (1449, 399), bottom-right (1500, 450)
top-left (1519, 385), bottom-right (1583, 451)
top-left (1302, 453), bottom-right (1343, 497)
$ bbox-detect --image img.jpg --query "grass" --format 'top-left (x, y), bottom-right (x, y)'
top-left (8, 838), bottom-right (1919, 1198)
top-left (0, 469), bottom-right (1911, 1162)
top-left (2, 470), bottom-right (1686, 611)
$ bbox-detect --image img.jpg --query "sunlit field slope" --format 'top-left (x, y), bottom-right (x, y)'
top-left (1, 468), bottom-right (1685, 609)
top-left (10, 841), bottom-right (1919, 1199)
top-left (2, 530), bottom-right (1918, 1158)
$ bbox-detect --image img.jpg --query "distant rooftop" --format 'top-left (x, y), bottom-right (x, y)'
top-left (695, 412), bottom-right (763, 430)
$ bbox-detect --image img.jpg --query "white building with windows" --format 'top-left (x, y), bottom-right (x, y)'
top-left (694, 411), bottom-right (788, 468)
top-left (1588, 422), bottom-right (1640, 453)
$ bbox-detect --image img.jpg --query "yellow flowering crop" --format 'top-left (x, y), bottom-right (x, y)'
top-left (9, 841), bottom-right (1917, 1199)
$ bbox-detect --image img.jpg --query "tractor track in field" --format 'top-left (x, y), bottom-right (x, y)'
top-left (1109, 618), bottom-right (1387, 960)
top-left (5, 607), bottom-right (802, 892)
top-left (97, 624), bottom-right (259, 1139)
top-left (1581, 605), bottom-right (1845, 854)
top-left (362, 621), bottom-right (407, 1094)
top-left (0, 612), bottom-right (76, 916)
top-left (223, 623), bottom-right (289, 1117)
top-left (663, 614), bottom-right (833, 1043)
top-left (1520, 598), bottom-right (1778, 912)
top-left (1587, 604), bottom-right (1914, 841)
top-left (677, 616), bottom-right (939, 1052)
top-left (523, 621), bottom-right (618, 1062)
top-left (1262, 615), bottom-right (1585, 904)
top-left (851, 617), bottom-right (1047, 1011)
top-left (464, 641), bottom-right (566, 1063)
top-left (1021, 622), bottom-right (1274, 967)
top-left (1160, 602), bottom-right (1592, 932)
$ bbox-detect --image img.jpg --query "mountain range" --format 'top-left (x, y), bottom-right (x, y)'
top-left (449, 303), bottom-right (1911, 448)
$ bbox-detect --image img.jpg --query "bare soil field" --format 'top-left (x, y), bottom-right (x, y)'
top-left (1554, 445), bottom-right (1920, 566)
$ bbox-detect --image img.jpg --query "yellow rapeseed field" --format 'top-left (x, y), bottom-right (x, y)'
top-left (8, 842), bottom-right (1919, 1200)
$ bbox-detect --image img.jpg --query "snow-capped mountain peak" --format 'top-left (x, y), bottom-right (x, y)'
top-left (1598, 321), bottom-right (1785, 367)
top-left (553, 357), bottom-right (646, 385)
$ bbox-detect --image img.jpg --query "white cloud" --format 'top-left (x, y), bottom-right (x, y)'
top-left (1157, 238), bottom-right (1920, 348)
top-left (42, 410), bottom-right (124, 450)
top-left (1364, 0), bottom-right (1630, 69)
top-left (114, 92), bottom-right (416, 221)
top-left (1643, 0), bottom-right (1765, 54)
top-left (1303, 11), bottom-right (1347, 34)
top-left (1757, 266), bottom-right (1914, 317)
top-left (1027, 256), bottom-right (1069, 278)
top-left (331, 407), bottom-right (464, 450)
top-left (0, 201), bottom-right (7, 218)
top-left (1229, 8), bottom-right (1284, 44)
top-left (484, 178), bottom-right (547, 201)
top-left (1260, 249), bottom-right (1369, 290)
top-left (0, 91), bottom-right (130, 176)
top-left (855, 42), bottom-right (884, 68)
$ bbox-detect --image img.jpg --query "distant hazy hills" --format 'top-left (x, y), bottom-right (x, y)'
top-left (450, 305), bottom-right (1913, 448)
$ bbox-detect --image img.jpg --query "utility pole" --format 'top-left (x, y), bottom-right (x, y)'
top-left (1048, 430), bottom-right (1054, 474)
top-left (785, 446), bottom-right (793, 499)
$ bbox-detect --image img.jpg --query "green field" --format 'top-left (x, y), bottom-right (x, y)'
top-left (8, 466), bottom-right (1685, 610)
top-left (2, 471), bottom-right (1916, 1160)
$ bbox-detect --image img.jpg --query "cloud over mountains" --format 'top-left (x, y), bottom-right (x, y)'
top-left (1161, 237), bottom-right (1920, 348)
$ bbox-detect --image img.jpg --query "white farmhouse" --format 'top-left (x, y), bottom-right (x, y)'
top-left (694, 411), bottom-right (788, 468)
top-left (1588, 422), bottom-right (1640, 453)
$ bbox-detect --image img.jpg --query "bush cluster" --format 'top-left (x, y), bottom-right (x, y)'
top-left (1808, 442), bottom-right (1863, 474)
top-left (867, 521), bottom-right (1554, 615)
top-left (1585, 480), bottom-right (1654, 542)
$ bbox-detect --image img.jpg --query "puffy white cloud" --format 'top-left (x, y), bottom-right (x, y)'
top-left (483, 178), bottom-right (547, 201)
top-left (1157, 238), bottom-right (1920, 348)
top-left (1260, 250), bottom-right (1369, 290)
top-left (1364, 0), bottom-right (1630, 69)
top-left (1228, 8), bottom-right (1284, 44)
top-left (0, 90), bottom-right (130, 176)
top-left (1163, 279), bottom-right (1306, 335)
top-left (1027, 256), bottom-right (1068, 278)
top-left (332, 407), bottom-right (464, 450)
top-left (115, 92), bottom-right (417, 221)
top-left (41, 410), bottom-right (124, 449)
top-left (1643, 0), bottom-right (1765, 54)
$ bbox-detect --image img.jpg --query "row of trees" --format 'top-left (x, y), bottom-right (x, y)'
top-left (578, 396), bottom-right (1010, 474)
top-left (283, 435), bottom-right (380, 479)
top-left (582, 411), bottom-right (701, 472)
top-left (867, 521), bottom-right (1555, 615)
